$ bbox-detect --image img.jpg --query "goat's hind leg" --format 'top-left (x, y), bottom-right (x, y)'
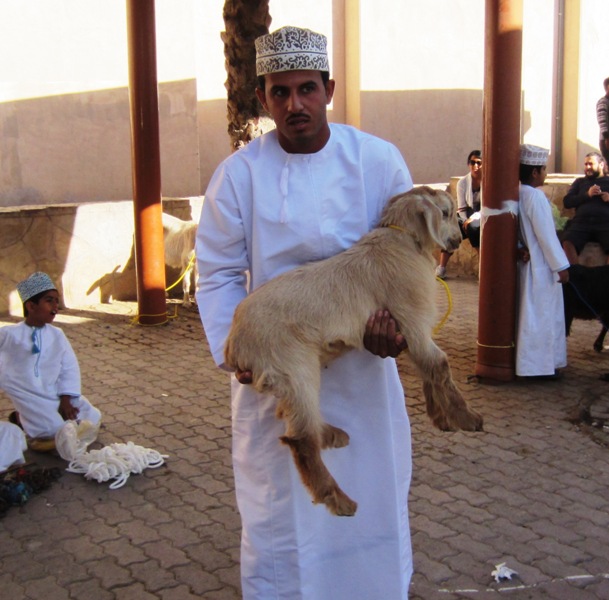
top-left (275, 364), bottom-right (357, 516)
top-left (182, 260), bottom-right (193, 307)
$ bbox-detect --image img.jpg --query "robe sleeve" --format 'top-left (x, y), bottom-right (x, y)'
top-left (55, 330), bottom-right (82, 397)
top-left (195, 162), bottom-right (250, 368)
top-left (525, 191), bottom-right (570, 273)
top-left (563, 178), bottom-right (586, 209)
top-left (385, 143), bottom-right (413, 199)
top-left (456, 174), bottom-right (470, 218)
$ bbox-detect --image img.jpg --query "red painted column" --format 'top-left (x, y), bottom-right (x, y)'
top-left (126, 0), bottom-right (167, 325)
top-left (475, 0), bottom-right (523, 381)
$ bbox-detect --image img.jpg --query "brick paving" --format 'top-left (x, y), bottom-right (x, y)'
top-left (1, 277), bottom-right (609, 599)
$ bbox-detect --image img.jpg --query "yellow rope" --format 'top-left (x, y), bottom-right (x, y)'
top-left (433, 276), bottom-right (453, 335)
top-left (433, 276), bottom-right (514, 347)
top-left (476, 341), bottom-right (515, 349)
top-left (129, 304), bottom-right (178, 327)
top-left (165, 253), bottom-right (196, 292)
top-left (128, 255), bottom-right (194, 327)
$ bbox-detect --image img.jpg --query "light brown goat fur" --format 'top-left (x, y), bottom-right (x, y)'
top-left (162, 212), bottom-right (197, 307)
top-left (224, 186), bottom-right (483, 516)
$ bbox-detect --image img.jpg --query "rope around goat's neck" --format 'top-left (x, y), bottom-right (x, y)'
top-left (165, 253), bottom-right (196, 292)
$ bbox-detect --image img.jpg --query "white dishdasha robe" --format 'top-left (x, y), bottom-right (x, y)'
top-left (516, 184), bottom-right (570, 376)
top-left (197, 124), bottom-right (414, 599)
top-left (0, 322), bottom-right (101, 439)
top-left (0, 421), bottom-right (27, 471)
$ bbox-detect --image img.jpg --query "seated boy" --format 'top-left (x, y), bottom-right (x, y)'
top-left (0, 272), bottom-right (102, 451)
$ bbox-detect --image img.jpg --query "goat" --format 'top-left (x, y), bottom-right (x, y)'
top-left (162, 212), bottom-right (197, 307)
top-left (224, 186), bottom-right (484, 516)
top-left (563, 264), bottom-right (609, 352)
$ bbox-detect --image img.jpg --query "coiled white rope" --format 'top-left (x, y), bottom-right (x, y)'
top-left (66, 441), bottom-right (168, 489)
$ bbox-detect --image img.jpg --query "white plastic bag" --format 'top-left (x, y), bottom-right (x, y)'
top-left (55, 420), bottom-right (99, 461)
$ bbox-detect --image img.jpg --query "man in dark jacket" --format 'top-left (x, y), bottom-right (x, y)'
top-left (561, 152), bottom-right (609, 264)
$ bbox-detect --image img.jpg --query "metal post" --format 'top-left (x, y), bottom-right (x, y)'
top-left (475, 0), bottom-right (523, 381)
top-left (126, 0), bottom-right (167, 325)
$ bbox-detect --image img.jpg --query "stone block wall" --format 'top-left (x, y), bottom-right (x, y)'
top-left (1, 176), bottom-right (602, 315)
top-left (0, 198), bottom-right (203, 316)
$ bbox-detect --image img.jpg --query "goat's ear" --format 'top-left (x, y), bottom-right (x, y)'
top-left (406, 194), bottom-right (445, 249)
top-left (421, 196), bottom-right (446, 248)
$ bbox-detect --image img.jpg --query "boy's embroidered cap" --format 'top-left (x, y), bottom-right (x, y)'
top-left (16, 272), bottom-right (56, 303)
top-left (520, 144), bottom-right (549, 166)
top-left (255, 26), bottom-right (329, 76)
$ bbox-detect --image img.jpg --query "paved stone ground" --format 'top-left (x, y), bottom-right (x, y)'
top-left (1, 277), bottom-right (609, 599)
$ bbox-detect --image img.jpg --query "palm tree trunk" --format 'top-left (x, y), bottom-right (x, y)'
top-left (221, 0), bottom-right (271, 151)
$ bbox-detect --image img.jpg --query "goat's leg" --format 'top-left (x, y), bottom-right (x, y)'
top-left (320, 423), bottom-right (349, 449)
top-left (594, 326), bottom-right (607, 353)
top-left (281, 434), bottom-right (357, 516)
top-left (277, 406), bottom-right (348, 448)
top-left (408, 334), bottom-right (483, 432)
top-left (182, 262), bottom-right (192, 307)
top-left (274, 361), bottom-right (356, 516)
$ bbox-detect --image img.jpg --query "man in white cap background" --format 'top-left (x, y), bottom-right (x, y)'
top-left (561, 151), bottom-right (609, 265)
top-left (197, 25), bottom-right (414, 600)
top-left (516, 145), bottom-right (570, 379)
top-left (0, 272), bottom-right (102, 451)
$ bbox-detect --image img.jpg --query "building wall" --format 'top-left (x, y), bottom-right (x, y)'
top-left (0, 0), bottom-right (607, 208)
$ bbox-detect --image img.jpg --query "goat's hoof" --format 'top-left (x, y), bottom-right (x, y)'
top-left (321, 488), bottom-right (357, 517)
top-left (460, 409), bottom-right (484, 431)
top-left (321, 424), bottom-right (350, 449)
top-left (433, 409), bottom-right (484, 432)
top-left (594, 343), bottom-right (603, 353)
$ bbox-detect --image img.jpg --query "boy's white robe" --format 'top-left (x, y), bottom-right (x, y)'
top-left (0, 322), bottom-right (101, 438)
top-left (0, 422), bottom-right (27, 471)
top-left (517, 184), bottom-right (570, 376)
top-left (197, 124), bottom-right (414, 599)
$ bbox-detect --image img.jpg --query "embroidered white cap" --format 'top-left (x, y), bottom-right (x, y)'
top-left (520, 144), bottom-right (549, 166)
top-left (16, 272), bottom-right (56, 303)
top-left (255, 26), bottom-right (329, 77)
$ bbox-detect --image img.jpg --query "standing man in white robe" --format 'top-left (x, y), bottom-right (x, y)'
top-left (516, 145), bottom-right (570, 378)
top-left (196, 26), bottom-right (414, 600)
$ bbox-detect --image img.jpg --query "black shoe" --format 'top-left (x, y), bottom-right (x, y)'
top-left (8, 411), bottom-right (23, 430)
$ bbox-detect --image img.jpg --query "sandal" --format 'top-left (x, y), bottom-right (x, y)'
top-left (8, 411), bottom-right (23, 430)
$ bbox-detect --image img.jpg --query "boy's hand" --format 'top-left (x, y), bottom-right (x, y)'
top-left (59, 395), bottom-right (79, 421)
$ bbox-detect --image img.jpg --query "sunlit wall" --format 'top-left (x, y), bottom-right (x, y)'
top-left (0, 0), bottom-right (607, 206)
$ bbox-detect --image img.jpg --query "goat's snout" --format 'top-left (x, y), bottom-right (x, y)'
top-left (444, 234), bottom-right (462, 253)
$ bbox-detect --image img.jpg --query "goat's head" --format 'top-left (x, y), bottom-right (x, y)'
top-left (379, 186), bottom-right (462, 252)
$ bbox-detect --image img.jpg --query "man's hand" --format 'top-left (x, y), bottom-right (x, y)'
top-left (59, 395), bottom-right (79, 421)
top-left (364, 310), bottom-right (408, 358)
top-left (517, 247), bottom-right (531, 263)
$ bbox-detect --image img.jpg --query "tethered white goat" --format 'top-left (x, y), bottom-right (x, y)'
top-left (162, 212), bottom-right (198, 307)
